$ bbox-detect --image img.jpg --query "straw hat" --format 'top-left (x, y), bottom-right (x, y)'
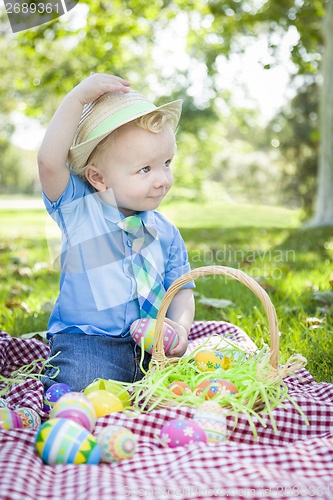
top-left (68, 89), bottom-right (182, 173)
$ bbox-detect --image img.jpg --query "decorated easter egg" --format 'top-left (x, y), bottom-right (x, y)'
top-left (35, 418), bottom-right (101, 465)
top-left (84, 379), bottom-right (131, 408)
top-left (195, 378), bottom-right (238, 400)
top-left (0, 398), bottom-right (8, 408)
top-left (54, 391), bottom-right (97, 414)
top-left (159, 419), bottom-right (207, 449)
top-left (130, 319), bottom-right (178, 355)
top-left (97, 425), bottom-right (137, 463)
top-left (193, 401), bottom-right (227, 443)
top-left (168, 381), bottom-right (192, 396)
top-left (50, 398), bottom-right (96, 433)
top-left (43, 383), bottom-right (72, 411)
top-left (0, 408), bottom-right (23, 429)
top-left (194, 350), bottom-right (232, 372)
top-left (86, 390), bottom-right (123, 417)
top-left (15, 407), bottom-right (41, 429)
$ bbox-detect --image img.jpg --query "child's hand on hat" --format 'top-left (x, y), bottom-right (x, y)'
top-left (71, 73), bottom-right (131, 106)
top-left (163, 318), bottom-right (188, 358)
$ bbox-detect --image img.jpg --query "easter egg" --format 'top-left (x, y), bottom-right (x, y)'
top-left (97, 425), bottom-right (137, 463)
top-left (84, 379), bottom-right (131, 408)
top-left (195, 379), bottom-right (238, 400)
top-left (168, 381), bottom-right (192, 396)
top-left (194, 350), bottom-right (232, 372)
top-left (54, 391), bottom-right (97, 414)
top-left (130, 318), bottom-right (178, 355)
top-left (15, 407), bottom-right (41, 429)
top-left (0, 408), bottom-right (23, 429)
top-left (0, 398), bottom-right (8, 408)
top-left (35, 418), bottom-right (101, 465)
top-left (43, 383), bottom-right (72, 412)
top-left (193, 401), bottom-right (227, 443)
top-left (86, 390), bottom-right (123, 417)
top-left (50, 398), bottom-right (96, 433)
top-left (159, 419), bottom-right (207, 449)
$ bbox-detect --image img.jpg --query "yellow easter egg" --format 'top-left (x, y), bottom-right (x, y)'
top-left (194, 350), bottom-right (232, 372)
top-left (86, 390), bottom-right (123, 417)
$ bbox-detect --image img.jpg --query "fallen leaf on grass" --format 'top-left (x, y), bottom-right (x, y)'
top-left (13, 267), bottom-right (33, 278)
top-left (305, 317), bottom-right (325, 327)
top-left (5, 299), bottom-right (31, 314)
top-left (198, 296), bottom-right (235, 309)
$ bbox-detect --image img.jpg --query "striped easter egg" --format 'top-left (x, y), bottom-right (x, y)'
top-left (34, 418), bottom-right (101, 465)
top-left (193, 401), bottom-right (228, 444)
top-left (0, 398), bottom-right (8, 408)
top-left (0, 408), bottom-right (23, 429)
top-left (50, 397), bottom-right (96, 433)
top-left (130, 318), bottom-right (178, 355)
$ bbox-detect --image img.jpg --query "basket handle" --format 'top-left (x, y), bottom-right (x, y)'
top-left (152, 265), bottom-right (280, 369)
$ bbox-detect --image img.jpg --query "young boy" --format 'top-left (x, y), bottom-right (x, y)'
top-left (39, 73), bottom-right (195, 392)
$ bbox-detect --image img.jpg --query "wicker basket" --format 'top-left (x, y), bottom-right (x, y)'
top-left (134, 265), bottom-right (306, 413)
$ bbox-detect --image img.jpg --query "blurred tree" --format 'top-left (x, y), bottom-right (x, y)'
top-left (268, 82), bottom-right (319, 215)
top-left (179, 0), bottom-right (331, 224)
top-left (1, 0), bottom-right (331, 220)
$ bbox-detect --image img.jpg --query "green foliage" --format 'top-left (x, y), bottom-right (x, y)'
top-left (0, 0), bottom-right (330, 204)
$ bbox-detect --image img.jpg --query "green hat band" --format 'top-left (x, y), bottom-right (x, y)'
top-left (87, 101), bottom-right (157, 140)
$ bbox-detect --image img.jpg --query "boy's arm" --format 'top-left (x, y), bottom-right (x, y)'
top-left (37, 73), bottom-right (130, 202)
top-left (165, 288), bottom-right (195, 357)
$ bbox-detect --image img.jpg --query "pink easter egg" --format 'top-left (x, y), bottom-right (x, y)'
top-left (50, 399), bottom-right (96, 433)
top-left (159, 419), bottom-right (207, 449)
top-left (130, 319), bottom-right (178, 355)
top-left (0, 408), bottom-right (23, 430)
top-left (55, 392), bottom-right (97, 417)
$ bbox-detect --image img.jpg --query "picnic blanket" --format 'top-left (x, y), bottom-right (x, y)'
top-left (0, 323), bottom-right (332, 500)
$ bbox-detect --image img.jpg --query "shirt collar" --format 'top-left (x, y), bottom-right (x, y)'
top-left (99, 195), bottom-right (158, 230)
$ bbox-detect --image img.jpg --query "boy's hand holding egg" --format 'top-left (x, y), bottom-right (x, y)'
top-left (130, 318), bottom-right (187, 357)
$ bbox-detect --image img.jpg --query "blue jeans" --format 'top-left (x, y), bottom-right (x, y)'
top-left (42, 332), bottom-right (151, 392)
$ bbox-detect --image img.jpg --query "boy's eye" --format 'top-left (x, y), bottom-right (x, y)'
top-left (164, 160), bottom-right (171, 167)
top-left (139, 166), bottom-right (150, 173)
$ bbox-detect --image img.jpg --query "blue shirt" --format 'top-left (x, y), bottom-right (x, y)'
top-left (43, 174), bottom-right (194, 339)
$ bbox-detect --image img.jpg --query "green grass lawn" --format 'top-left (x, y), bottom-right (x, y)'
top-left (0, 201), bottom-right (332, 382)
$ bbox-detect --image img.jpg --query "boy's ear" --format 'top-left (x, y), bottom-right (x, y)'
top-left (85, 165), bottom-right (107, 191)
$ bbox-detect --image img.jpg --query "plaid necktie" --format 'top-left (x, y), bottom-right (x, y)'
top-left (117, 215), bottom-right (163, 318)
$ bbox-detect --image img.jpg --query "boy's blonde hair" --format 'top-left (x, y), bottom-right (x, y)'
top-left (70, 109), bottom-right (175, 180)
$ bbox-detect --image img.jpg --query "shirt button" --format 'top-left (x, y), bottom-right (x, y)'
top-left (127, 240), bottom-right (132, 247)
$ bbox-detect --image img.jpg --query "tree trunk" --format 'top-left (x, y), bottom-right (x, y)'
top-left (305, 0), bottom-right (333, 227)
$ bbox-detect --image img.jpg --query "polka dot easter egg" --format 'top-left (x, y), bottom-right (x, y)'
top-left (159, 419), bottom-right (207, 449)
top-left (15, 407), bottom-right (41, 429)
top-left (130, 318), bottom-right (178, 355)
top-left (0, 408), bottom-right (23, 430)
top-left (195, 379), bottom-right (238, 400)
top-left (194, 350), bottom-right (232, 372)
top-left (193, 401), bottom-right (227, 444)
top-left (97, 425), bottom-right (137, 463)
top-left (35, 418), bottom-right (101, 465)
top-left (43, 383), bottom-right (72, 412)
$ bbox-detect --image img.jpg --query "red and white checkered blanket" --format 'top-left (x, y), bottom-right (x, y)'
top-left (1, 323), bottom-right (332, 500)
